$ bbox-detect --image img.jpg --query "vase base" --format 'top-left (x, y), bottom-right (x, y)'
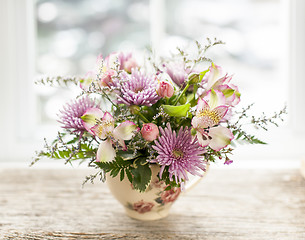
top-left (124, 207), bottom-right (170, 221)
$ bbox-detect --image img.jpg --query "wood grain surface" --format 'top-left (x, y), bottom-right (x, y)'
top-left (0, 167), bottom-right (304, 240)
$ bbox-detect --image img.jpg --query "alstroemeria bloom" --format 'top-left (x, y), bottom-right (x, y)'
top-left (201, 63), bottom-right (241, 106)
top-left (81, 108), bottom-right (139, 162)
top-left (192, 90), bottom-right (233, 151)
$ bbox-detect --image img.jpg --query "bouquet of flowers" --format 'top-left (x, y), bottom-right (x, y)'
top-left (33, 39), bottom-right (286, 192)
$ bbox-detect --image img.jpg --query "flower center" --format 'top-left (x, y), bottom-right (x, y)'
top-left (134, 87), bottom-right (144, 93)
top-left (172, 149), bottom-right (184, 159)
top-left (198, 109), bottom-right (221, 126)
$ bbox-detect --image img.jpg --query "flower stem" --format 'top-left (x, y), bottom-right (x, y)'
top-left (137, 111), bottom-right (150, 123)
top-left (100, 89), bottom-right (119, 109)
top-left (174, 82), bottom-right (190, 105)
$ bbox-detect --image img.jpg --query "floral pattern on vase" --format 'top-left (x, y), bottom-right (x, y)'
top-left (126, 179), bottom-right (181, 215)
top-left (132, 200), bottom-right (155, 214)
top-left (159, 187), bottom-right (181, 204)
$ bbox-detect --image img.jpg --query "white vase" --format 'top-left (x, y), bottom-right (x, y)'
top-left (106, 164), bottom-right (209, 221)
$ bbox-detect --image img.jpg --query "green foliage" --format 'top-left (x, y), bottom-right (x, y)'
top-left (32, 133), bottom-right (97, 166)
top-left (95, 155), bottom-right (131, 178)
top-left (130, 158), bottom-right (152, 192)
top-left (162, 104), bottom-right (190, 117)
top-left (204, 146), bottom-right (234, 163)
top-left (95, 156), bottom-right (152, 192)
top-left (35, 75), bottom-right (79, 87)
top-left (228, 104), bottom-right (287, 145)
top-left (232, 129), bottom-right (267, 145)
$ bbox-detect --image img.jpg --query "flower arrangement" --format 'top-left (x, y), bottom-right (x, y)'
top-left (33, 39), bottom-right (286, 192)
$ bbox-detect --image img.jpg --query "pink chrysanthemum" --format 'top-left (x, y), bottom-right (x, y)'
top-left (151, 123), bottom-right (207, 186)
top-left (116, 69), bottom-right (160, 106)
top-left (58, 96), bottom-right (99, 134)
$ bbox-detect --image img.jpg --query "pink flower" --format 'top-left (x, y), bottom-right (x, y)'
top-left (160, 187), bottom-right (181, 204)
top-left (133, 200), bottom-right (154, 214)
top-left (141, 123), bottom-right (159, 141)
top-left (81, 108), bottom-right (139, 162)
top-left (117, 52), bottom-right (138, 73)
top-left (123, 58), bottom-right (138, 73)
top-left (99, 70), bottom-right (115, 87)
top-left (157, 81), bottom-right (174, 98)
top-left (191, 91), bottom-right (234, 151)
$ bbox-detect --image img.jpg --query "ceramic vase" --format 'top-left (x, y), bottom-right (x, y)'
top-left (106, 164), bottom-right (208, 221)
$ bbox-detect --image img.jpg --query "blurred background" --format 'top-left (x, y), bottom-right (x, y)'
top-left (1, 0), bottom-right (304, 167)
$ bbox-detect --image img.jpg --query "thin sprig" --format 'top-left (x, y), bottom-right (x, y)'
top-left (35, 75), bottom-right (80, 87)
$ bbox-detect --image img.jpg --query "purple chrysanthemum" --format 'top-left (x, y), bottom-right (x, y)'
top-left (151, 123), bottom-right (207, 186)
top-left (116, 69), bottom-right (160, 106)
top-left (58, 96), bottom-right (99, 134)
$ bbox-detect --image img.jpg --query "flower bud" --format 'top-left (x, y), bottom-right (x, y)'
top-left (129, 105), bottom-right (141, 114)
top-left (188, 73), bottom-right (200, 84)
top-left (141, 123), bottom-right (159, 141)
top-left (157, 81), bottom-right (174, 98)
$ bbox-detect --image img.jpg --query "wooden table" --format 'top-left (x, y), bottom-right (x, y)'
top-left (0, 166), bottom-right (304, 240)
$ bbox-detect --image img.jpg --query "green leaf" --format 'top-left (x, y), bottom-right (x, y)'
top-left (117, 150), bottom-right (142, 161)
top-left (110, 167), bottom-right (120, 178)
top-left (162, 104), bottom-right (190, 117)
top-left (95, 155), bottom-right (132, 174)
top-left (120, 169), bottom-right (125, 181)
top-left (186, 93), bottom-right (195, 104)
top-left (126, 168), bottom-right (133, 183)
top-left (199, 69), bottom-right (209, 81)
top-left (130, 159), bottom-right (152, 192)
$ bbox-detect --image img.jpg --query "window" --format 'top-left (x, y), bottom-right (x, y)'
top-left (1, 0), bottom-right (304, 162)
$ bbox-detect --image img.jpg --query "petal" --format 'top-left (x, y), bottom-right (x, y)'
top-left (113, 121), bottom-right (139, 141)
top-left (80, 71), bottom-right (94, 90)
top-left (196, 131), bottom-right (210, 148)
top-left (96, 139), bottom-right (116, 162)
top-left (102, 112), bottom-right (114, 123)
top-left (213, 73), bottom-right (233, 88)
top-left (191, 116), bottom-right (201, 129)
top-left (204, 89), bottom-right (226, 109)
top-left (206, 63), bottom-right (222, 90)
top-left (89, 124), bottom-right (107, 139)
top-left (212, 105), bottom-right (229, 120)
top-left (196, 98), bottom-right (210, 114)
top-left (81, 108), bottom-right (104, 135)
top-left (208, 126), bottom-right (234, 151)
